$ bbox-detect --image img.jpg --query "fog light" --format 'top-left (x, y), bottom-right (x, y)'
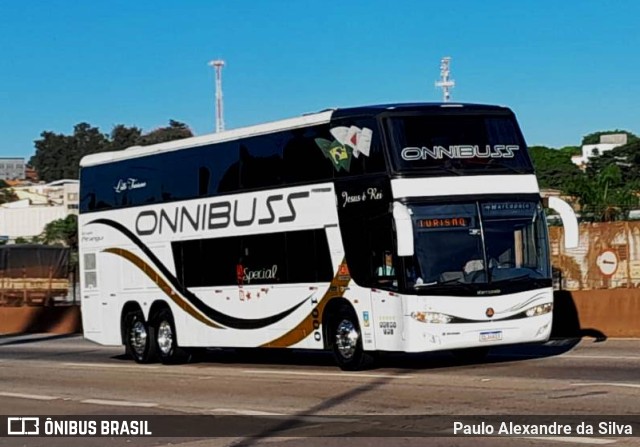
top-left (536, 322), bottom-right (550, 336)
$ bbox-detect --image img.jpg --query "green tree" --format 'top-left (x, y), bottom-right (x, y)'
top-left (0, 180), bottom-right (18, 205)
top-left (30, 120), bottom-right (193, 182)
top-left (136, 120), bottom-right (193, 146)
top-left (558, 146), bottom-right (581, 156)
top-left (581, 130), bottom-right (639, 145)
top-left (30, 123), bottom-right (108, 182)
top-left (41, 214), bottom-right (78, 249)
top-left (567, 164), bottom-right (639, 221)
top-left (109, 124), bottom-right (142, 151)
top-left (29, 131), bottom-right (74, 182)
top-left (528, 145), bottom-right (582, 190)
top-left (586, 139), bottom-right (640, 189)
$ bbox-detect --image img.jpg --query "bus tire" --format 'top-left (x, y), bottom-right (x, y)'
top-left (451, 347), bottom-right (490, 364)
top-left (330, 305), bottom-right (372, 371)
top-left (153, 308), bottom-right (188, 364)
top-left (124, 310), bottom-right (157, 364)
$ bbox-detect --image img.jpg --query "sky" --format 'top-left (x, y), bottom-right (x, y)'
top-left (1, 0), bottom-right (639, 161)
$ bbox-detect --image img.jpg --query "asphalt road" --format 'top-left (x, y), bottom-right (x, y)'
top-left (0, 334), bottom-right (639, 447)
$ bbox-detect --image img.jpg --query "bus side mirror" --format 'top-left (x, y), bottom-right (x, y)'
top-left (393, 202), bottom-right (414, 257)
top-left (547, 197), bottom-right (579, 249)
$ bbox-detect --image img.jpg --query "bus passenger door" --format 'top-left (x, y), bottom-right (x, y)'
top-left (367, 216), bottom-right (405, 351)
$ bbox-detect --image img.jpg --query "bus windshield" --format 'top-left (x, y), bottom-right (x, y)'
top-left (385, 113), bottom-right (533, 175)
top-left (406, 200), bottom-right (550, 294)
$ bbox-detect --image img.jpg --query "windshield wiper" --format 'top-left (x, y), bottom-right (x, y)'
top-left (413, 278), bottom-right (476, 291)
top-left (490, 273), bottom-right (535, 283)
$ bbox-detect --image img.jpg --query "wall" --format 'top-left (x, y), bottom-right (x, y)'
top-left (549, 221), bottom-right (640, 290)
top-left (0, 306), bottom-right (81, 334)
top-left (550, 222), bottom-right (640, 338)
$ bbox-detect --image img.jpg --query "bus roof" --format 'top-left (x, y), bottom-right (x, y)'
top-left (332, 102), bottom-right (510, 117)
top-left (80, 103), bottom-right (511, 168)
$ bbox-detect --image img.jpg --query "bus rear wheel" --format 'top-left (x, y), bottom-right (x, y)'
top-left (330, 306), bottom-right (372, 371)
top-left (124, 310), bottom-right (157, 364)
top-left (153, 308), bottom-right (188, 364)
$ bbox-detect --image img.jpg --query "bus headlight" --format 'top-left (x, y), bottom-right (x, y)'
top-left (525, 303), bottom-right (553, 317)
top-left (411, 311), bottom-right (453, 324)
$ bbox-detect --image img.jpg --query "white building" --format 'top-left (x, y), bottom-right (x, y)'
top-left (0, 206), bottom-right (68, 240)
top-left (571, 134), bottom-right (628, 169)
top-left (0, 180), bottom-right (79, 242)
top-left (0, 158), bottom-right (26, 180)
top-left (11, 179), bottom-right (79, 213)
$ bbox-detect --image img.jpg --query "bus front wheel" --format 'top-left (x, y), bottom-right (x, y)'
top-left (124, 310), bottom-right (157, 364)
top-left (330, 306), bottom-right (372, 371)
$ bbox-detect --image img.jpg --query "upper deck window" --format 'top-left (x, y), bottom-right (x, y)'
top-left (385, 112), bottom-right (533, 176)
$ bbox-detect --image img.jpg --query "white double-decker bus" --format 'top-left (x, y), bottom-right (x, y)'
top-left (79, 103), bottom-right (578, 370)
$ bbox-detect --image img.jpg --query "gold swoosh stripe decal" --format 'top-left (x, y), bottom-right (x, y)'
top-left (103, 248), bottom-right (223, 329)
top-left (261, 260), bottom-right (351, 348)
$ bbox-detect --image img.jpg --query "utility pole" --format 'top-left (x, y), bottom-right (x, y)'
top-left (435, 56), bottom-right (455, 102)
top-left (208, 59), bottom-right (225, 132)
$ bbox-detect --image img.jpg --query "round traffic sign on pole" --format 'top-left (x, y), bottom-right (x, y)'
top-left (596, 250), bottom-right (618, 277)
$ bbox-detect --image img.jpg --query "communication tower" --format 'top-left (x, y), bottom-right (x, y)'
top-left (209, 59), bottom-right (225, 132)
top-left (435, 56), bottom-right (455, 102)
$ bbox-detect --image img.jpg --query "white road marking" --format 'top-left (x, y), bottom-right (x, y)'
top-left (242, 369), bottom-right (413, 379)
top-left (81, 398), bottom-right (158, 408)
top-left (211, 408), bottom-right (285, 416)
top-left (0, 391), bottom-right (58, 401)
top-left (64, 362), bottom-right (159, 369)
top-left (573, 382), bottom-right (640, 389)
top-left (561, 354), bottom-right (640, 361)
top-left (524, 436), bottom-right (615, 445)
top-left (210, 408), bottom-right (358, 423)
top-left (491, 353), bottom-right (640, 361)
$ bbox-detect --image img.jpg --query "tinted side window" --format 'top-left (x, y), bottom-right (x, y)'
top-left (329, 118), bottom-right (383, 178)
top-left (211, 142), bottom-right (240, 194)
top-left (82, 121), bottom-right (370, 213)
top-left (286, 229), bottom-right (333, 282)
top-left (283, 126), bottom-right (335, 183)
top-left (172, 229), bottom-right (332, 287)
top-left (160, 152), bottom-right (199, 201)
top-left (240, 232), bottom-right (286, 285)
top-left (239, 133), bottom-right (284, 190)
top-left (81, 159), bottom-right (163, 211)
top-left (340, 213), bottom-right (396, 288)
top-left (174, 237), bottom-right (241, 287)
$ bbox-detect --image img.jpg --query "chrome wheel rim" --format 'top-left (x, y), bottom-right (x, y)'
top-left (335, 319), bottom-right (359, 360)
top-left (157, 320), bottom-right (173, 355)
top-left (129, 320), bottom-right (147, 357)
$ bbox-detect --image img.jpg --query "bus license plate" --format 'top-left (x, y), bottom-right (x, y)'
top-left (479, 331), bottom-right (502, 342)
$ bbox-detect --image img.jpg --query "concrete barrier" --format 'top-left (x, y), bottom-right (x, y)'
top-left (553, 289), bottom-right (640, 338)
top-left (0, 306), bottom-right (82, 334)
top-left (0, 292), bottom-right (637, 338)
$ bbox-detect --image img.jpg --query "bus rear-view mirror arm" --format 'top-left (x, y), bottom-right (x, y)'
top-left (393, 202), bottom-right (415, 257)
top-left (546, 196), bottom-right (579, 249)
